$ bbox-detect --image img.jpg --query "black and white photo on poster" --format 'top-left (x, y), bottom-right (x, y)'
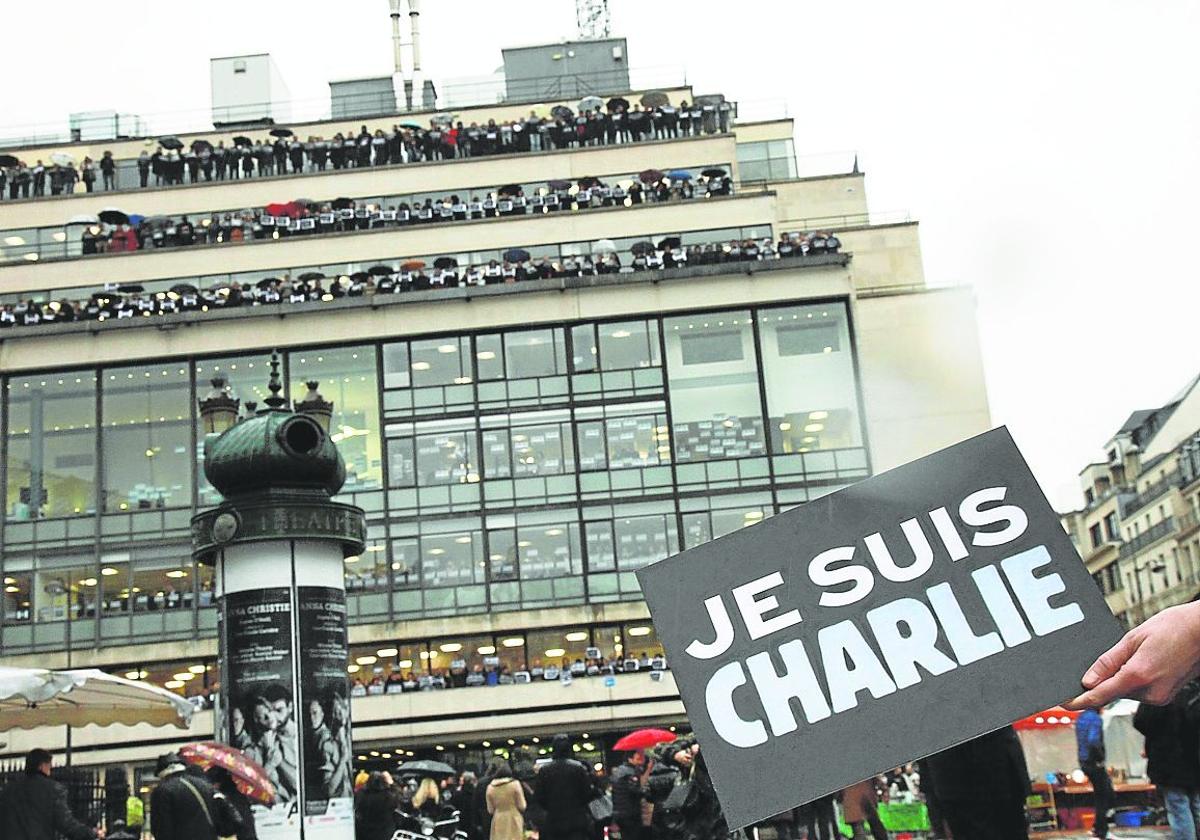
top-left (298, 586), bottom-right (353, 814)
top-left (223, 587), bottom-right (301, 808)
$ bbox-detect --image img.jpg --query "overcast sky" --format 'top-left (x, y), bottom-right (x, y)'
top-left (2, 0), bottom-right (1197, 509)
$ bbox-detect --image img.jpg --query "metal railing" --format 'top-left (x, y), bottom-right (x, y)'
top-left (1121, 469), bottom-right (1182, 517)
top-left (1119, 516), bottom-right (1177, 559)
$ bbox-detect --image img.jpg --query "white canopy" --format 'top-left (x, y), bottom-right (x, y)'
top-left (0, 666), bottom-right (194, 730)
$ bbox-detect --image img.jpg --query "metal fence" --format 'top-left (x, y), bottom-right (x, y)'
top-left (0, 761), bottom-right (110, 828)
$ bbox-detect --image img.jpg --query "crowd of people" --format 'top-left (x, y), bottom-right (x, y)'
top-left (0, 96), bottom-right (735, 200)
top-left (52, 168), bottom-right (733, 260)
top-left (0, 232), bottom-right (841, 330)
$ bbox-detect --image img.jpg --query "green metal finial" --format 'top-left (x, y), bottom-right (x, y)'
top-left (263, 351), bottom-right (287, 410)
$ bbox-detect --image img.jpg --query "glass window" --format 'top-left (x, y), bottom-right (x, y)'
top-left (575, 403), bottom-right (670, 471)
top-left (736, 142), bottom-right (770, 162)
top-left (195, 354), bottom-right (273, 507)
top-left (570, 325), bottom-right (597, 372)
top-left (664, 311), bottom-right (765, 462)
top-left (289, 346), bottom-right (382, 491)
top-left (599, 320), bottom-right (660, 371)
top-left (101, 363), bottom-right (192, 513)
top-left (410, 337), bottom-right (472, 387)
top-left (476, 329), bottom-right (567, 380)
top-left (6, 373), bottom-right (97, 520)
top-left (387, 418), bottom-right (478, 486)
top-left (481, 411), bottom-right (574, 479)
top-left (381, 343), bottom-right (411, 390)
top-left (420, 526), bottom-right (485, 589)
top-left (624, 622), bottom-right (665, 661)
top-left (29, 551), bottom-right (97, 622)
top-left (758, 304), bottom-right (862, 454)
top-left (2, 569), bottom-right (33, 622)
top-left (527, 627), bottom-right (591, 675)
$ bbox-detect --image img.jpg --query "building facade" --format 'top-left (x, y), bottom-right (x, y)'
top-left (0, 82), bottom-right (991, 773)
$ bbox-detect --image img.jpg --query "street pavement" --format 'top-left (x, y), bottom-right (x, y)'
top-left (1030, 829), bottom-right (1169, 839)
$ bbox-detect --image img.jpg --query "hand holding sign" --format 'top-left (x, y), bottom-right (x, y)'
top-left (637, 428), bottom-right (1123, 830)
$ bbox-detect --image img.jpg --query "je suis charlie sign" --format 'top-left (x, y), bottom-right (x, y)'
top-left (636, 428), bottom-right (1123, 830)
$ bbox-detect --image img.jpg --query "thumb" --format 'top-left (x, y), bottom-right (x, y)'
top-left (1081, 632), bottom-right (1139, 689)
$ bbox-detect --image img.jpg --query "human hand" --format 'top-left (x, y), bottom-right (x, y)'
top-left (1065, 601), bottom-right (1200, 709)
top-left (94, 828), bottom-right (106, 839)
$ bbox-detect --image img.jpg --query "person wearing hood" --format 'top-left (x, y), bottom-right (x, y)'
top-left (485, 758), bottom-right (525, 840)
top-left (534, 735), bottom-right (594, 840)
top-left (150, 752), bottom-right (240, 840)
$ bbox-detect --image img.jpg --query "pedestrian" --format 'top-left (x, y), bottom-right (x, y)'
top-left (840, 779), bottom-right (886, 840)
top-left (100, 151), bottom-right (116, 190)
top-left (411, 777), bottom-right (443, 818)
top-left (1077, 705), bottom-right (1115, 839)
top-left (32, 160), bottom-right (46, 196)
top-left (206, 766), bottom-right (257, 840)
top-left (354, 772), bottom-right (399, 840)
top-left (150, 752), bottom-right (240, 840)
top-left (0, 748), bottom-right (103, 840)
top-left (451, 772), bottom-right (478, 840)
top-left (611, 750), bottom-right (649, 840)
top-left (1135, 679), bottom-right (1200, 838)
top-left (137, 151), bottom-right (151, 187)
top-left (925, 726), bottom-right (1030, 840)
top-left (534, 735), bottom-right (594, 840)
top-left (484, 758), bottom-right (525, 840)
top-left (797, 794), bottom-right (838, 840)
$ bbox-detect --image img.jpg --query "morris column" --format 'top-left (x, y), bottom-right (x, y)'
top-left (192, 355), bottom-right (365, 840)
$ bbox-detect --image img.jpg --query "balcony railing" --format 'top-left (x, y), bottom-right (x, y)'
top-left (1122, 469), bottom-right (1182, 517)
top-left (1119, 516), bottom-right (1177, 559)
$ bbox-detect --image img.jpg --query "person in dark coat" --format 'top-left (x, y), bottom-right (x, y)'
top-left (1076, 706), bottom-right (1114, 839)
top-left (0, 748), bottom-right (101, 840)
top-left (206, 766), bottom-right (257, 840)
top-left (354, 771), bottom-right (400, 840)
top-left (534, 735), bottom-right (594, 840)
top-left (451, 773), bottom-right (479, 840)
top-left (1134, 679), bottom-right (1200, 837)
top-left (925, 726), bottom-right (1030, 840)
top-left (610, 751), bottom-right (648, 840)
top-left (151, 752), bottom-right (234, 840)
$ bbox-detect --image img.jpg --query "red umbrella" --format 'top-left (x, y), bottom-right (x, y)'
top-left (613, 728), bottom-right (676, 751)
top-left (179, 741), bottom-right (277, 805)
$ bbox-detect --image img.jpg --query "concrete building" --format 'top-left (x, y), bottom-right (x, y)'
top-left (1072, 377), bottom-right (1200, 628)
top-left (0, 76), bottom-right (991, 778)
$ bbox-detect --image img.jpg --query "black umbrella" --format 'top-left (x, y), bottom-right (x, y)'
top-left (606, 97), bottom-right (630, 113)
top-left (367, 264), bottom-right (395, 276)
top-left (399, 121), bottom-right (423, 131)
top-left (630, 241), bottom-right (655, 256)
top-left (693, 94), bottom-right (725, 107)
top-left (191, 139), bottom-right (213, 154)
top-left (638, 169), bottom-right (665, 184)
top-left (256, 277), bottom-right (281, 289)
top-left (657, 236), bottom-right (682, 251)
top-left (232, 135), bottom-right (252, 147)
top-left (433, 256), bottom-right (458, 270)
top-left (0, 154), bottom-right (20, 167)
top-left (298, 271), bottom-right (325, 282)
top-left (332, 197), bottom-right (353, 210)
top-left (158, 137), bottom-right (184, 150)
top-left (118, 284), bottom-right (145, 294)
top-left (396, 760), bottom-right (456, 779)
top-left (550, 105), bottom-right (574, 120)
top-left (170, 283), bottom-right (199, 296)
top-left (269, 128), bottom-right (294, 138)
top-left (97, 209), bottom-right (129, 225)
top-left (350, 271), bottom-right (370, 282)
top-left (90, 291), bottom-right (114, 301)
top-left (548, 179), bottom-right (571, 191)
top-left (503, 248), bottom-right (531, 263)
top-left (701, 168), bottom-right (727, 179)
top-left (497, 183), bottom-right (523, 197)
top-left (577, 176), bottom-right (599, 189)
top-left (639, 91), bottom-right (670, 108)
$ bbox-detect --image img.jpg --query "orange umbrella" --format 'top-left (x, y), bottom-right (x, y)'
top-left (401, 260), bottom-right (426, 271)
top-left (179, 741), bottom-right (277, 805)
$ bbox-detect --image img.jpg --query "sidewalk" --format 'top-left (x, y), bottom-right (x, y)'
top-left (1030, 829), bottom-right (1169, 839)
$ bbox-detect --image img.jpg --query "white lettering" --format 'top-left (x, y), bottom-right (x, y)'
top-left (865, 519), bottom-right (934, 582)
top-left (733, 571), bottom-right (802, 641)
top-left (929, 506), bottom-right (969, 561)
top-left (926, 581), bottom-right (1004, 665)
top-left (959, 486), bottom-right (1029, 547)
top-left (705, 661), bottom-right (768, 748)
top-left (747, 639), bottom-right (831, 736)
top-left (866, 597), bottom-right (957, 689)
top-left (809, 546), bottom-right (874, 608)
top-left (972, 564), bottom-right (1032, 647)
top-left (817, 620), bottom-right (897, 713)
top-left (1001, 546), bottom-right (1084, 636)
top-left (685, 595), bottom-right (736, 660)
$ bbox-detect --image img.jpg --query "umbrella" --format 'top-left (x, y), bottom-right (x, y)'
top-left (497, 183), bottom-right (523, 197)
top-left (50, 152), bottom-right (75, 167)
top-left (503, 248), bottom-right (530, 263)
top-left (191, 139), bottom-right (213, 153)
top-left (431, 112), bottom-right (456, 126)
top-left (367, 264), bottom-right (396, 276)
top-left (578, 95), bottom-right (603, 112)
top-left (613, 728), bottom-right (676, 752)
top-left (269, 127), bottom-right (293, 138)
top-left (298, 271), bottom-right (326, 282)
top-left (657, 236), bottom-right (682, 250)
top-left (401, 260), bottom-right (425, 271)
top-left (0, 666), bottom-right (194, 730)
top-left (170, 283), bottom-right (199, 296)
top-left (66, 214), bottom-right (100, 225)
top-left (118, 284), bottom-right (145, 294)
top-left (638, 169), bottom-right (664, 184)
top-left (592, 239), bottom-right (617, 255)
top-left (128, 214), bottom-right (145, 227)
top-left (265, 202), bottom-right (292, 217)
top-left (98, 208), bottom-right (130, 225)
top-left (606, 97), bottom-right (630, 113)
top-left (630, 241), bottom-right (655, 256)
top-left (232, 135), bottom-right (252, 147)
top-left (159, 137), bottom-right (184, 150)
top-left (350, 271), bottom-right (370, 283)
top-left (639, 91), bottom-right (670, 108)
top-left (396, 759), bottom-right (457, 779)
top-left (0, 154), bottom-right (19, 167)
top-left (693, 94), bottom-right (725, 107)
top-left (399, 122), bottom-right (423, 131)
top-left (577, 176), bottom-right (599, 189)
top-left (256, 277), bottom-right (281, 289)
top-left (332, 197), bottom-right (353, 210)
top-left (701, 168), bottom-right (727, 179)
top-left (433, 256), bottom-right (458, 270)
top-left (667, 170), bottom-right (693, 181)
top-left (180, 742), bottom-right (277, 805)
top-left (548, 179), bottom-right (571, 191)
top-left (551, 105), bottom-right (574, 120)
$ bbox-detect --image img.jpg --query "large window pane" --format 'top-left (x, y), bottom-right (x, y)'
top-left (599, 320), bottom-right (660, 371)
top-left (6, 373), bottom-right (97, 520)
top-left (759, 304), bottom-right (862, 453)
top-left (289, 346), bottom-right (382, 491)
top-left (664, 312), bottom-right (765, 462)
top-left (388, 418), bottom-right (478, 486)
top-left (101, 363), bottom-right (192, 512)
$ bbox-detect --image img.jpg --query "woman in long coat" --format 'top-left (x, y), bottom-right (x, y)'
top-left (485, 760), bottom-right (526, 840)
